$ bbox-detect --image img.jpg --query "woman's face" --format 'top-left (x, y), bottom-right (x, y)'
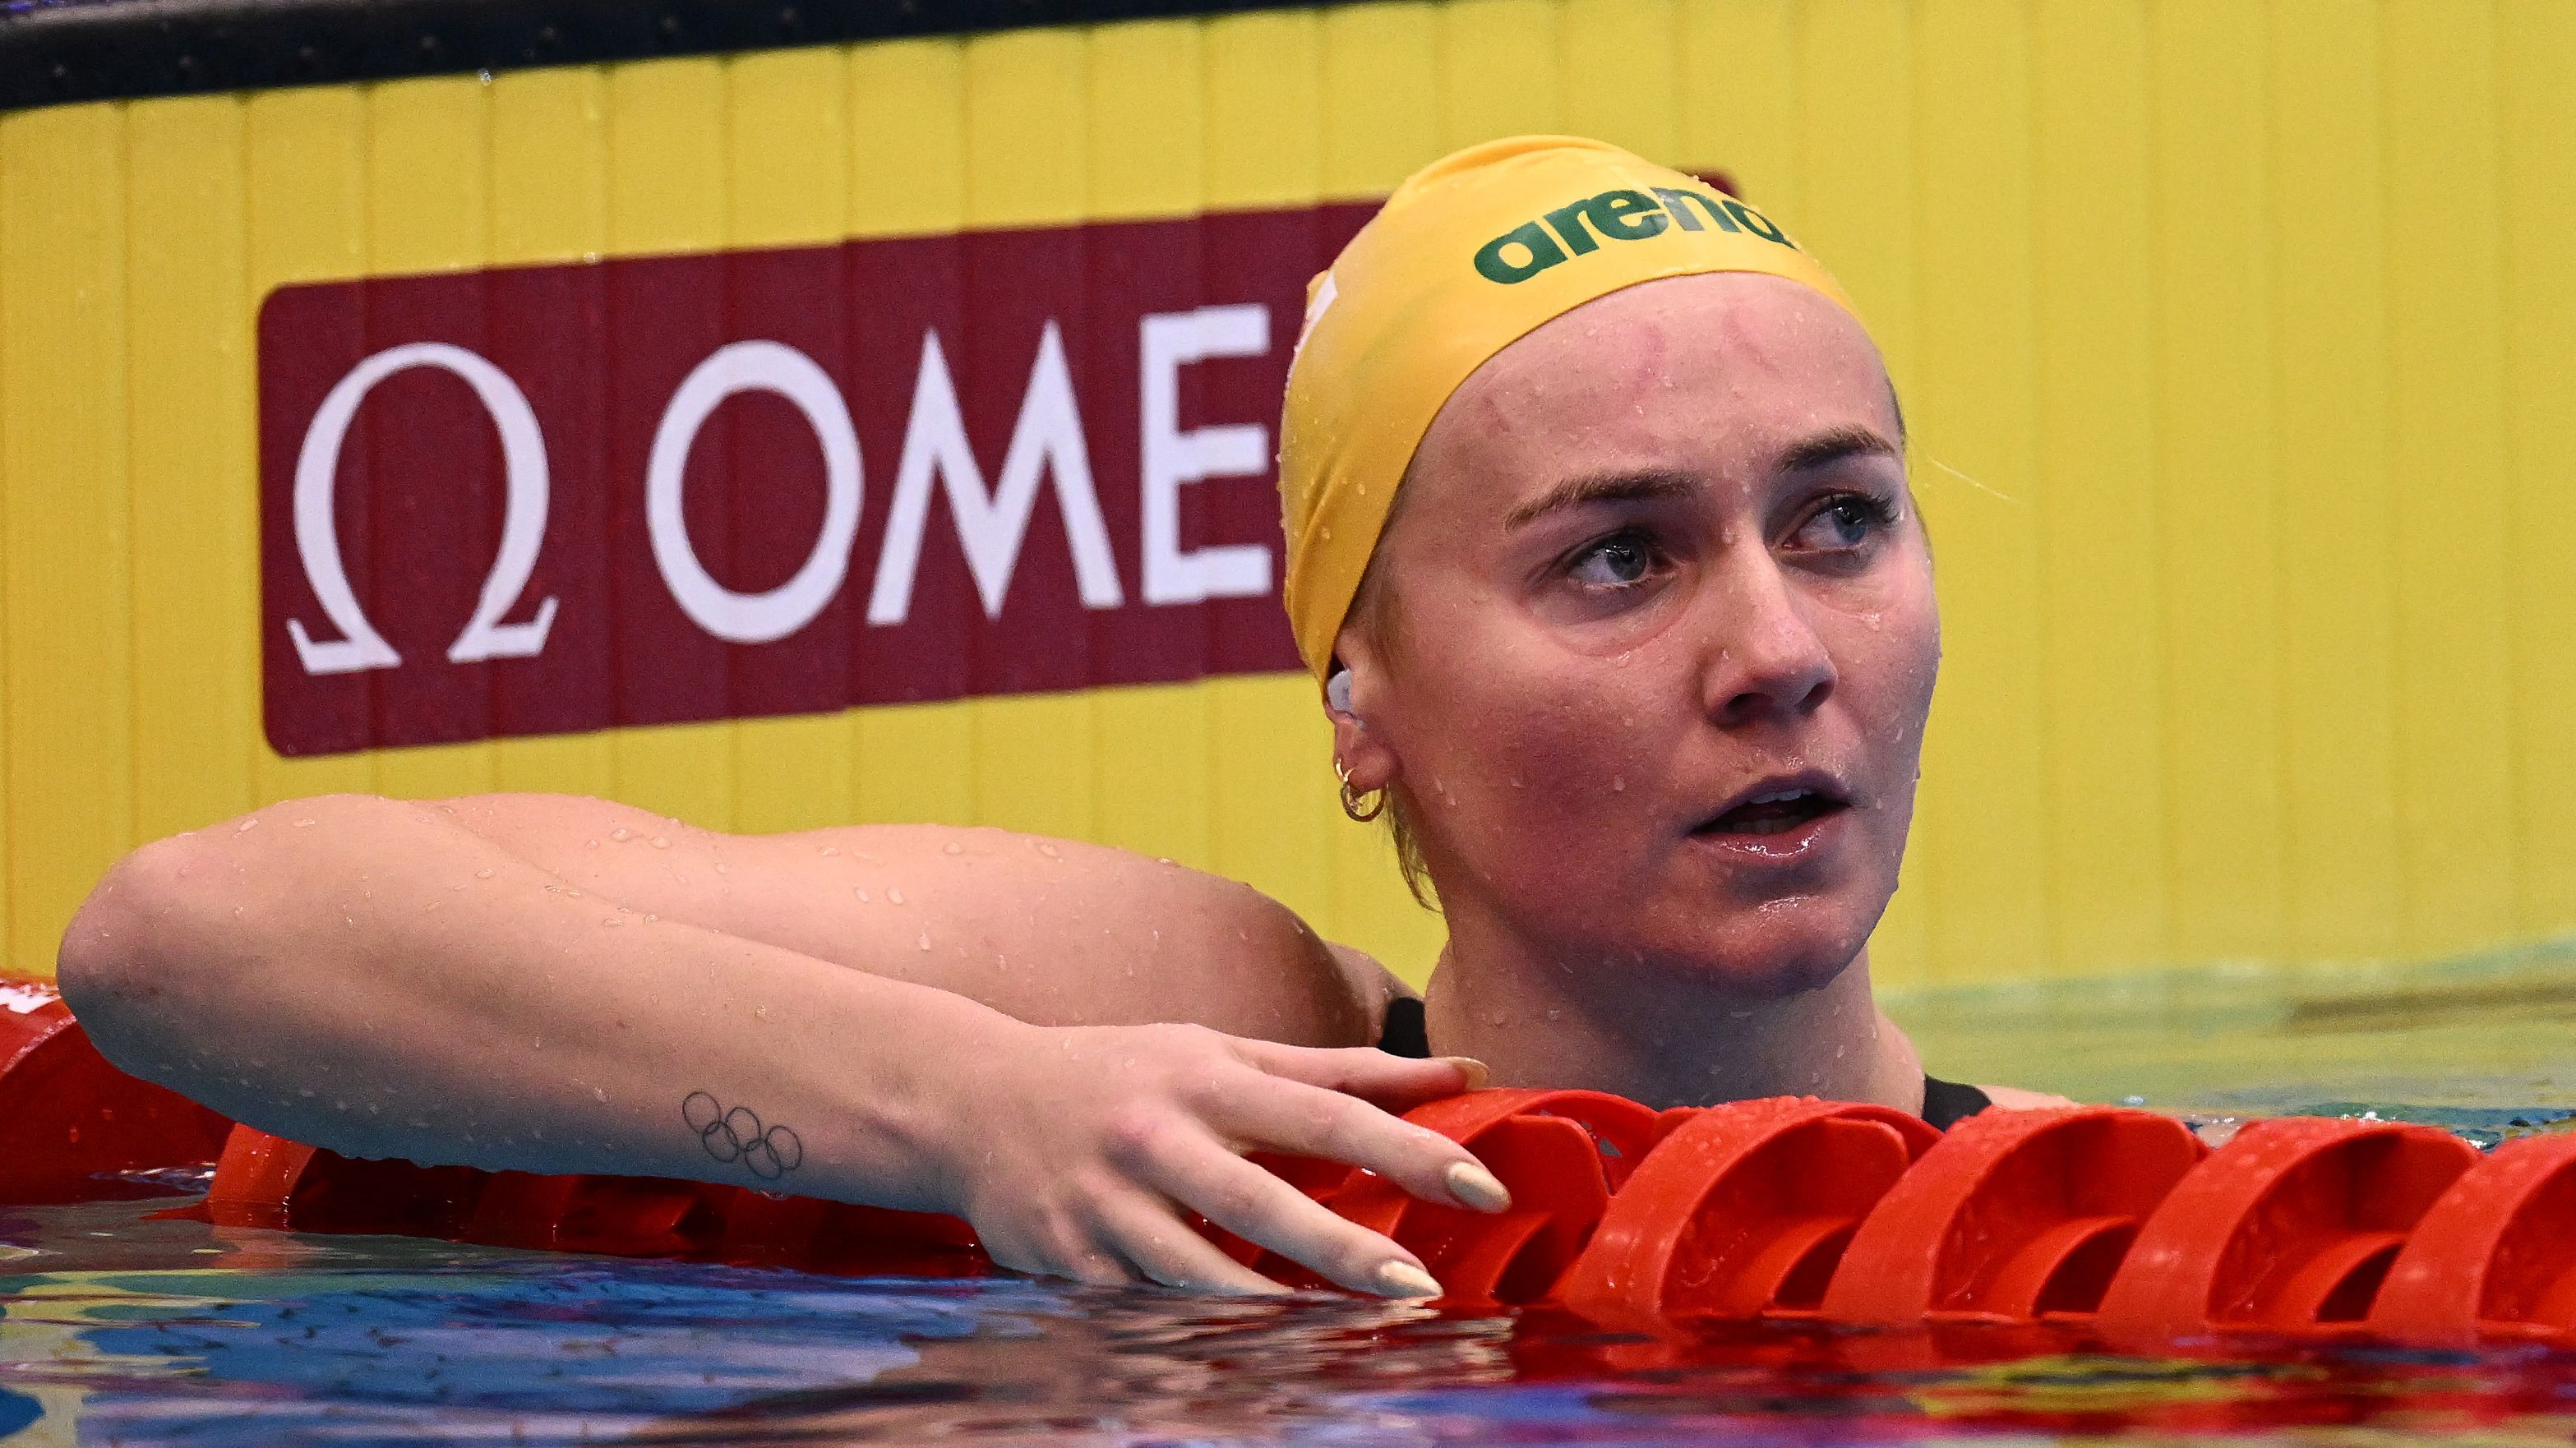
top-left (1337, 272), bottom-right (1936, 996)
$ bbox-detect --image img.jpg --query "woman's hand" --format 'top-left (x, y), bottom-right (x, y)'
top-left (932, 1019), bottom-right (1510, 1297)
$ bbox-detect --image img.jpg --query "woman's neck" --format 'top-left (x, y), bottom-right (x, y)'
top-left (1420, 913), bottom-right (1923, 1112)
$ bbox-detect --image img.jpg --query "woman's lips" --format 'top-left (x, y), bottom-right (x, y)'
top-left (1687, 791), bottom-right (1851, 865)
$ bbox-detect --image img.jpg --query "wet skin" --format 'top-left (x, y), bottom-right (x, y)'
top-left (1330, 272), bottom-right (1940, 1102)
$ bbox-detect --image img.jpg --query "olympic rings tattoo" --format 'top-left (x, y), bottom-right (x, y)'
top-left (681, 1091), bottom-right (805, 1181)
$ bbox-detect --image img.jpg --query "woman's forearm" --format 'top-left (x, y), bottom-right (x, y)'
top-left (58, 794), bottom-right (1015, 1210)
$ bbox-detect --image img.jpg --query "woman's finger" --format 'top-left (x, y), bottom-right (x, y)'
top-left (1085, 1190), bottom-right (1292, 1296)
top-left (1230, 1038), bottom-right (1486, 1110)
top-left (1143, 1137), bottom-right (1444, 1298)
top-left (1219, 1074), bottom-right (1512, 1215)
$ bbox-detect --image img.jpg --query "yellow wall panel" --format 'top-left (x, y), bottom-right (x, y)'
top-left (125, 99), bottom-right (259, 846)
top-left (2149, 0), bottom-right (2285, 970)
top-left (0, 103), bottom-right (133, 976)
top-left (1909, 0), bottom-right (2043, 988)
top-left (2033, 0), bottom-right (2165, 975)
top-left (2383, 0), bottom-right (2514, 960)
top-left (2, 0), bottom-right (2569, 998)
top-left (2501, 0), bottom-right (2576, 937)
top-left (2271, 1), bottom-right (2399, 962)
top-left (1320, 3), bottom-right (1440, 200)
top-left (1436, 0), bottom-right (1563, 149)
top-left (1559, 0), bottom-right (1678, 165)
top-left (1676, 0), bottom-right (1797, 214)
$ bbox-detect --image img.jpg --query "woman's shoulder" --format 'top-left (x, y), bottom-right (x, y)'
top-left (1325, 943), bottom-right (1416, 1053)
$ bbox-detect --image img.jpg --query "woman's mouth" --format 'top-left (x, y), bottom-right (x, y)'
top-left (1696, 785), bottom-right (1849, 837)
top-left (1687, 778), bottom-right (1853, 864)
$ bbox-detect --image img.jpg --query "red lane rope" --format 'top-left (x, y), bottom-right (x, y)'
top-left (194, 1086), bottom-right (2576, 1345)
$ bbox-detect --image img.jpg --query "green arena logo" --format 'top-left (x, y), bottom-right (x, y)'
top-left (1473, 187), bottom-right (1794, 284)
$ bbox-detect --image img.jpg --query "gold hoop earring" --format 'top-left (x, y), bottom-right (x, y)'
top-left (1335, 759), bottom-right (1387, 823)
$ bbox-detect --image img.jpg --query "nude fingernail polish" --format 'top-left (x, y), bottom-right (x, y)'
top-left (1438, 1056), bottom-right (1490, 1091)
top-left (1445, 1160), bottom-right (1512, 1212)
top-left (1375, 1260), bottom-right (1443, 1298)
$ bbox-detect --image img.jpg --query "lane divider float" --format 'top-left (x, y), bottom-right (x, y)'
top-left (182, 1081), bottom-right (2576, 1346)
top-left (0, 973), bottom-right (233, 1202)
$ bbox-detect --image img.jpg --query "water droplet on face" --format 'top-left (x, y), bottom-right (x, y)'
top-left (943, 841), bottom-right (963, 855)
top-left (1037, 842), bottom-right (1059, 858)
top-left (888, 888), bottom-right (905, 905)
top-left (602, 916), bottom-right (623, 927)
top-left (293, 819), bottom-right (316, 828)
top-left (820, 845), bottom-right (838, 856)
top-left (1611, 776), bottom-right (1626, 792)
top-left (585, 838), bottom-right (599, 848)
top-left (855, 888), bottom-right (870, 902)
top-left (917, 932), bottom-right (933, 951)
top-left (612, 828), bottom-right (632, 842)
top-left (237, 818), bottom-right (259, 832)
top-left (649, 837), bottom-right (670, 849)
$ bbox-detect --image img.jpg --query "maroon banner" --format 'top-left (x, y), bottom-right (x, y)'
top-left (256, 203), bottom-right (1375, 755)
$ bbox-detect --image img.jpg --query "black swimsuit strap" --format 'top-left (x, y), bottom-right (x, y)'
top-left (1373, 995), bottom-right (1992, 1130)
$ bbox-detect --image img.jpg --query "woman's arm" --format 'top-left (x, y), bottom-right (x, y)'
top-left (413, 792), bottom-right (1377, 1044)
top-left (59, 794), bottom-right (1501, 1296)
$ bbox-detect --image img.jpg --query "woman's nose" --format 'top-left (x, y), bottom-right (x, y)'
top-left (1697, 558), bottom-right (1836, 727)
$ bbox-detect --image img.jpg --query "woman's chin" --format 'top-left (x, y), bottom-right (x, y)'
top-left (1633, 902), bottom-right (1881, 998)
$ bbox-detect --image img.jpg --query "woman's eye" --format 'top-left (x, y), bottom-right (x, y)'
top-left (1792, 494), bottom-right (1896, 551)
top-left (1567, 532), bottom-right (1657, 588)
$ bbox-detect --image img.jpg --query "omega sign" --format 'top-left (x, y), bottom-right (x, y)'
top-left (257, 203), bottom-right (1374, 754)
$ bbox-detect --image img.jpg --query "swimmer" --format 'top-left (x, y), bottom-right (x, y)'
top-left (60, 138), bottom-right (2051, 1301)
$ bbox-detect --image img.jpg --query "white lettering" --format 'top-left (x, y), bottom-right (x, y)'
top-left (1138, 304), bottom-right (1274, 606)
top-left (644, 340), bottom-right (864, 645)
top-left (868, 323), bottom-right (1124, 624)
top-left (288, 342), bottom-right (558, 675)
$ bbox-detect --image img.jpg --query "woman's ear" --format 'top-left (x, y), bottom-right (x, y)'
top-left (1326, 628), bottom-right (1400, 794)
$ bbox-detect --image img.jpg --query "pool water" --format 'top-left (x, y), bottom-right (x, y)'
top-left (4, 952), bottom-right (2573, 1447)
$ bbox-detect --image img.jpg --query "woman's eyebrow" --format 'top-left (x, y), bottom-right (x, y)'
top-left (1775, 425), bottom-right (1901, 473)
top-left (1503, 468), bottom-right (1696, 531)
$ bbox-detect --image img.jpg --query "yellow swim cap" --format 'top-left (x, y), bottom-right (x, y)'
top-left (1276, 136), bottom-right (1865, 681)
